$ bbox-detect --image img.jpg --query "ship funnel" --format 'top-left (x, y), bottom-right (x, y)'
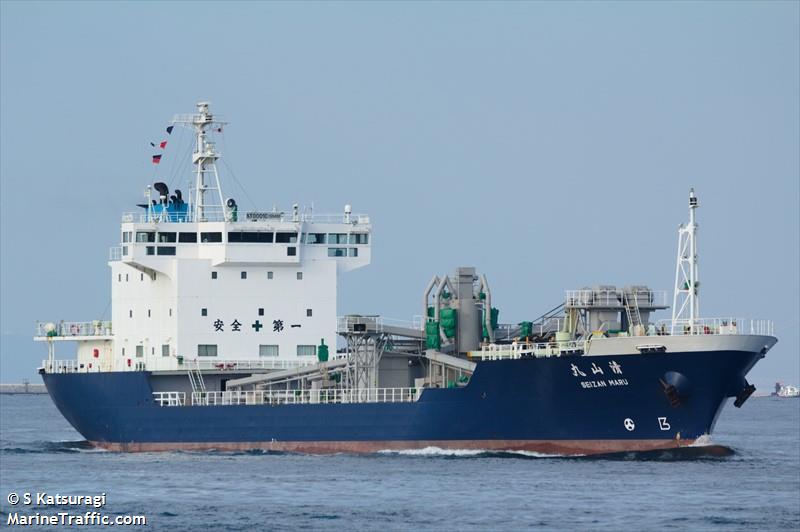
top-left (154, 182), bottom-right (169, 204)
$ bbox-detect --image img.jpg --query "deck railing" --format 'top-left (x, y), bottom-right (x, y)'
top-left (153, 391), bottom-right (186, 406)
top-left (41, 357), bottom-right (334, 374)
top-left (35, 321), bottom-right (112, 338)
top-left (472, 340), bottom-right (587, 361)
top-left (190, 359), bottom-right (323, 371)
top-left (182, 387), bottom-right (420, 407)
top-left (40, 359), bottom-right (103, 373)
top-left (656, 318), bottom-right (774, 336)
top-left (121, 211), bottom-right (370, 225)
top-left (474, 317), bottom-right (775, 361)
top-left (565, 289), bottom-right (669, 308)
top-left (337, 315), bottom-right (424, 334)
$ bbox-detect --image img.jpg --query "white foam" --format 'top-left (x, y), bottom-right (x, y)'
top-left (377, 446), bottom-right (565, 458)
top-left (689, 434), bottom-right (715, 447)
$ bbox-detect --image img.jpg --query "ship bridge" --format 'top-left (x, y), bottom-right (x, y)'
top-left (39, 102), bottom-right (373, 375)
top-left (112, 208), bottom-right (371, 271)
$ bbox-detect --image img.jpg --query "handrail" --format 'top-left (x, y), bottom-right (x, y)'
top-left (190, 359), bottom-right (321, 371)
top-left (657, 318), bottom-right (774, 336)
top-left (121, 211), bottom-right (371, 225)
top-left (565, 289), bottom-right (668, 308)
top-left (40, 357), bottom-right (328, 374)
top-left (472, 340), bottom-right (587, 360)
top-left (184, 387), bottom-right (421, 407)
top-left (35, 321), bottom-right (112, 338)
top-left (153, 391), bottom-right (186, 406)
top-left (41, 359), bottom-right (103, 373)
top-left (337, 315), bottom-right (421, 334)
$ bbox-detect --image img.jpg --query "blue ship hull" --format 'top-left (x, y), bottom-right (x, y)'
top-left (41, 349), bottom-right (762, 454)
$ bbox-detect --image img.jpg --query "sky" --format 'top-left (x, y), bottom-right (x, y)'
top-left (1, 1), bottom-right (798, 389)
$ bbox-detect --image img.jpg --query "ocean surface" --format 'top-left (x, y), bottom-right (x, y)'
top-left (0, 394), bottom-right (798, 531)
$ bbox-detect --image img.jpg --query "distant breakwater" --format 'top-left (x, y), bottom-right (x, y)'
top-left (0, 383), bottom-right (47, 394)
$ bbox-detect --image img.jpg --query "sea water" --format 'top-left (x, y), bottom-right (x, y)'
top-left (0, 394), bottom-right (798, 531)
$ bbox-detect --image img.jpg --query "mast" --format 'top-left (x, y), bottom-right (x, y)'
top-left (671, 188), bottom-right (700, 333)
top-left (172, 102), bottom-right (227, 221)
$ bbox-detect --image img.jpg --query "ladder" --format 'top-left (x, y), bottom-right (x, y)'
top-left (623, 290), bottom-right (644, 334)
top-left (187, 359), bottom-right (207, 395)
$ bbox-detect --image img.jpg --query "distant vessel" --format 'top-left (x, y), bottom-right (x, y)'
top-left (773, 382), bottom-right (800, 398)
top-left (36, 103), bottom-right (777, 454)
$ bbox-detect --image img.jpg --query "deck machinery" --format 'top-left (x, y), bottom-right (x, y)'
top-left (224, 268), bottom-right (670, 401)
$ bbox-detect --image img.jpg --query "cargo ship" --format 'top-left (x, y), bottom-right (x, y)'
top-left (772, 382), bottom-right (800, 398)
top-left (36, 103), bottom-right (777, 454)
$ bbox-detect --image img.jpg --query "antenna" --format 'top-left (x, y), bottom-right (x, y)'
top-left (172, 102), bottom-right (228, 222)
top-left (671, 188), bottom-right (700, 334)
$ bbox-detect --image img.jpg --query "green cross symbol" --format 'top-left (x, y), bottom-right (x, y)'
top-left (251, 320), bottom-right (263, 332)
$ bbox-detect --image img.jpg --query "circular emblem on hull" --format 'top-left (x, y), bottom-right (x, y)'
top-left (624, 418), bottom-right (636, 432)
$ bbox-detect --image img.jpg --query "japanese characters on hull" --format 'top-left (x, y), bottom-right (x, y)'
top-left (570, 360), bottom-right (629, 389)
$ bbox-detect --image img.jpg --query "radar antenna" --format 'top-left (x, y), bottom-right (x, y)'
top-left (671, 188), bottom-right (700, 333)
top-left (172, 102), bottom-right (228, 221)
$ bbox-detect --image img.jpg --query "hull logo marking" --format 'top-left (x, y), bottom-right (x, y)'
top-left (658, 417), bottom-right (671, 431)
top-left (624, 418), bottom-right (636, 431)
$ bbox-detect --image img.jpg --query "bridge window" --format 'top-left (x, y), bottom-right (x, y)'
top-left (349, 233), bottom-right (369, 245)
top-left (228, 231), bottom-right (273, 243)
top-left (122, 231), bottom-right (133, 243)
top-left (158, 232), bottom-right (176, 243)
top-left (157, 246), bottom-right (176, 256)
top-left (348, 248), bottom-right (358, 257)
top-left (287, 246), bottom-right (296, 256)
top-left (178, 232), bottom-right (197, 243)
top-left (146, 246), bottom-right (155, 255)
top-left (276, 232), bottom-right (298, 244)
top-left (296, 345), bottom-right (316, 357)
top-left (200, 232), bottom-right (222, 243)
top-left (136, 231), bottom-right (155, 243)
top-left (304, 233), bottom-right (326, 244)
top-left (327, 247), bottom-right (347, 257)
top-left (259, 345), bottom-right (279, 357)
top-left (328, 233), bottom-right (347, 244)
top-left (198, 344), bottom-right (217, 357)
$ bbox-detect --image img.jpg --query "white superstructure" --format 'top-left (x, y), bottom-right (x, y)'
top-left (39, 102), bottom-right (371, 373)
